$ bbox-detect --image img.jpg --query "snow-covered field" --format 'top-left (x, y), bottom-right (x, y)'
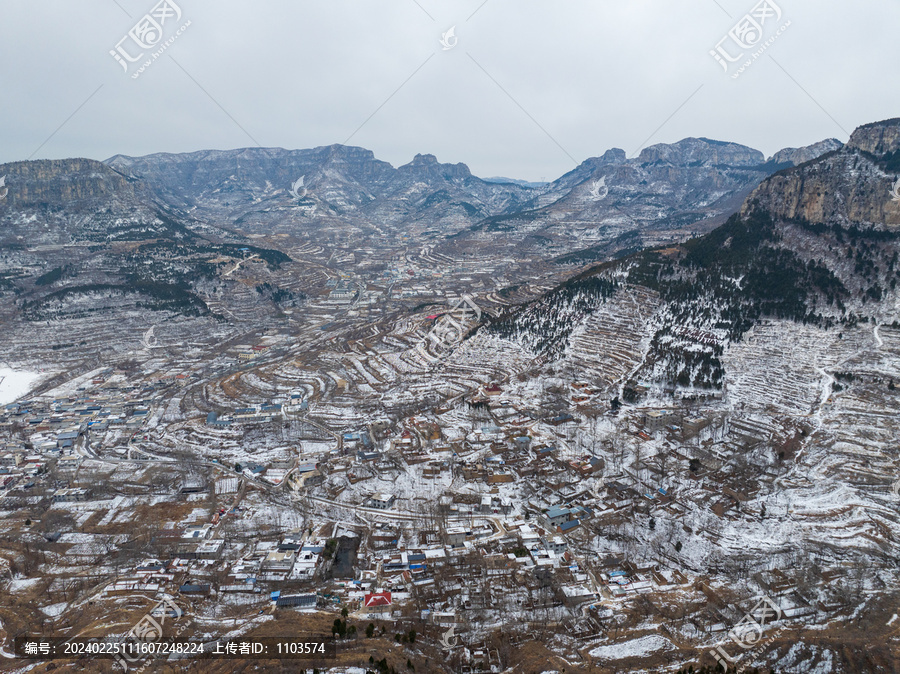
top-left (0, 367), bottom-right (42, 404)
top-left (589, 634), bottom-right (674, 659)
top-left (7, 577), bottom-right (41, 594)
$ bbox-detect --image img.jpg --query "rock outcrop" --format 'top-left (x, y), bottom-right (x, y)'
top-left (743, 119), bottom-right (900, 228)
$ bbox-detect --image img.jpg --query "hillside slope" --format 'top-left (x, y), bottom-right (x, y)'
top-left (484, 119), bottom-right (899, 396)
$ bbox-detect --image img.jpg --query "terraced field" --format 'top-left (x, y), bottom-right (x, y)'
top-left (566, 285), bottom-right (661, 394)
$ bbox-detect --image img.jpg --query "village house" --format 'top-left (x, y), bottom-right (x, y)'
top-left (52, 487), bottom-right (92, 502)
top-left (446, 526), bottom-right (467, 547)
top-left (261, 549), bottom-right (297, 574)
top-left (275, 593), bottom-right (317, 609)
top-left (370, 524), bottom-right (400, 549)
top-left (483, 382), bottom-right (503, 396)
top-left (547, 413), bottom-right (576, 426)
top-left (545, 506), bottom-right (576, 529)
top-left (294, 541), bottom-right (324, 579)
top-left (195, 539), bottom-right (225, 560)
top-left (363, 591), bottom-right (393, 615)
top-left (182, 523), bottom-right (214, 540)
top-left (567, 456), bottom-right (604, 478)
top-left (179, 583), bottom-right (211, 596)
top-left (365, 493), bottom-right (396, 510)
top-left (546, 536), bottom-right (568, 555)
top-left (681, 415), bottom-right (710, 439)
top-left (356, 449), bottom-right (381, 462)
top-left (477, 495), bottom-right (512, 515)
top-left (642, 409), bottom-right (674, 433)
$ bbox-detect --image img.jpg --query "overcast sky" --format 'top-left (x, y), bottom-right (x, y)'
top-left (1, 0), bottom-right (897, 181)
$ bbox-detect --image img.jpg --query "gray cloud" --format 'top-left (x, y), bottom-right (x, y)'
top-left (1, 0), bottom-right (898, 181)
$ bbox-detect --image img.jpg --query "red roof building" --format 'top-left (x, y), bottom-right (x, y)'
top-left (363, 591), bottom-right (392, 611)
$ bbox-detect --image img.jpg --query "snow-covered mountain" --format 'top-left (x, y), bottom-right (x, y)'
top-left (0, 157), bottom-right (295, 366)
top-left (485, 118), bottom-right (900, 396)
top-left (105, 145), bottom-right (538, 236)
top-left (103, 137), bottom-right (842, 265)
top-left (454, 137), bottom-right (841, 264)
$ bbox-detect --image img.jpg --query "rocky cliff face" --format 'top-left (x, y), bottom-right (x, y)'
top-left (107, 145), bottom-right (396, 211)
top-left (533, 148), bottom-right (628, 203)
top-left (0, 158), bottom-right (141, 209)
top-left (0, 158), bottom-right (168, 246)
top-left (742, 120), bottom-right (900, 228)
top-left (767, 138), bottom-right (843, 167)
top-left (0, 156), bottom-right (288, 330)
top-left (398, 153), bottom-right (472, 181)
top-left (845, 117), bottom-right (900, 156)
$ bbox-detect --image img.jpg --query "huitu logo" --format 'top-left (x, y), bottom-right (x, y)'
top-left (890, 178), bottom-right (900, 202)
top-left (440, 26), bottom-right (458, 51)
top-left (710, 0), bottom-right (789, 79)
top-left (0, 175), bottom-right (7, 200)
top-left (891, 477), bottom-right (900, 497)
top-left (440, 621), bottom-right (458, 649)
top-left (110, 0), bottom-right (191, 79)
top-left (589, 176), bottom-right (608, 201)
top-left (425, 294), bottom-right (482, 351)
top-left (289, 176), bottom-right (308, 199)
top-left (710, 595), bottom-right (784, 671)
top-left (141, 325), bottom-right (160, 349)
top-left (113, 595), bottom-right (184, 671)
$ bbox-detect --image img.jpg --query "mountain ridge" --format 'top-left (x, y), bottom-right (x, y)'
top-left (482, 117), bottom-right (899, 397)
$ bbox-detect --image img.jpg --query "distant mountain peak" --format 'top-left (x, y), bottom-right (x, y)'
top-left (399, 153), bottom-right (472, 180)
top-left (598, 148), bottom-right (627, 164)
top-left (766, 138), bottom-right (843, 167)
top-left (410, 153), bottom-right (439, 165)
top-left (637, 137), bottom-right (765, 167)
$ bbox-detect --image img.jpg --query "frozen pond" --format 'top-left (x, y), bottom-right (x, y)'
top-left (0, 367), bottom-right (42, 404)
